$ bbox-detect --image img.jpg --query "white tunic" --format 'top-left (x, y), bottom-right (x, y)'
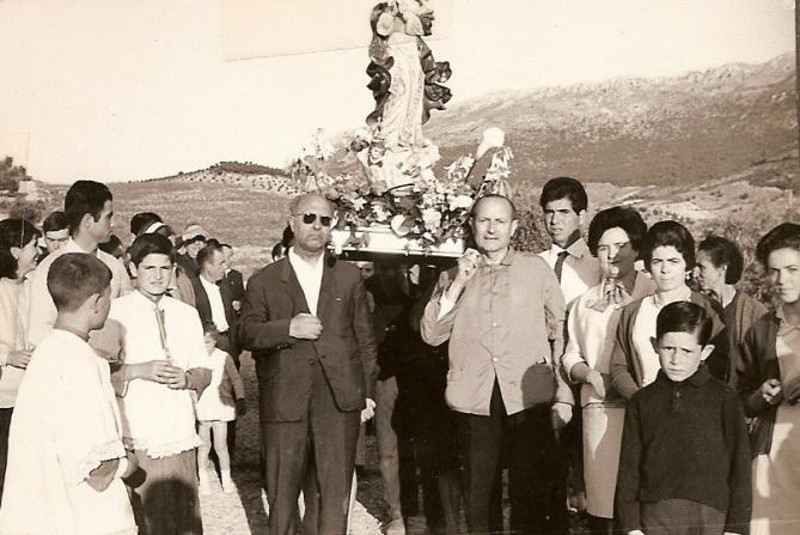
top-left (0, 330), bottom-right (136, 535)
top-left (108, 291), bottom-right (205, 458)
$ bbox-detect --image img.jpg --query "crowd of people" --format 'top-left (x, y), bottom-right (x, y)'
top-left (0, 175), bottom-right (797, 535)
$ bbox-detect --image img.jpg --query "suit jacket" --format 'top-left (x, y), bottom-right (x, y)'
top-left (192, 275), bottom-right (240, 357)
top-left (238, 255), bottom-right (378, 422)
top-left (221, 269), bottom-right (245, 305)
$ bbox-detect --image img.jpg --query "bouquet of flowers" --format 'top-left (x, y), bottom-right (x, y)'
top-left (289, 128), bottom-right (513, 256)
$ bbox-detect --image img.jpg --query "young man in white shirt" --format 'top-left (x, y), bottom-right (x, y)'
top-left (27, 180), bottom-right (132, 348)
top-left (538, 176), bottom-right (601, 307)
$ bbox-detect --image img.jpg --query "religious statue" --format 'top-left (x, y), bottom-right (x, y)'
top-left (361, 0), bottom-right (452, 190)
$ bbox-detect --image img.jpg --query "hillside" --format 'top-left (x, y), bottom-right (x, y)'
top-left (425, 52), bottom-right (797, 187)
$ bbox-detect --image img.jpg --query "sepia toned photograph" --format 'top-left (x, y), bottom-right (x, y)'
top-left (0, 1), bottom-right (797, 534)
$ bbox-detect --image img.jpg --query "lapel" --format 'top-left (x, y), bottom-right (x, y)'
top-left (316, 256), bottom-right (337, 321)
top-left (279, 258), bottom-right (311, 314)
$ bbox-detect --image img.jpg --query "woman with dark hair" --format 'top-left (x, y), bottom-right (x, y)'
top-left (561, 206), bottom-right (654, 535)
top-left (696, 235), bottom-right (768, 385)
top-left (0, 218), bottom-right (41, 503)
top-left (738, 222), bottom-right (800, 535)
top-left (610, 220), bottom-right (730, 399)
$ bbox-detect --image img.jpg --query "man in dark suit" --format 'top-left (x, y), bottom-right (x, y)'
top-left (238, 193), bottom-right (377, 535)
top-left (192, 240), bottom-right (240, 362)
top-left (220, 243), bottom-right (246, 316)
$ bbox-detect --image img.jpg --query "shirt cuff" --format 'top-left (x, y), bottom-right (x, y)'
top-left (437, 294), bottom-right (456, 320)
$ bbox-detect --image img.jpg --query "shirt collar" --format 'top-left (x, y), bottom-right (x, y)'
top-left (549, 237), bottom-right (590, 259)
top-left (776, 306), bottom-right (800, 336)
top-left (288, 247), bottom-right (325, 272)
top-left (654, 366), bottom-right (712, 388)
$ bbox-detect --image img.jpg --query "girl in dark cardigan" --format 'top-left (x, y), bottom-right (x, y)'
top-left (738, 222), bottom-right (800, 535)
top-left (610, 220), bottom-right (730, 400)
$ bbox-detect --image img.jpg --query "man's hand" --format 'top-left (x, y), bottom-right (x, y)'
top-left (236, 398), bottom-right (248, 416)
top-left (232, 300), bottom-right (241, 313)
top-left (361, 398), bottom-right (376, 423)
top-left (7, 350), bottom-right (32, 369)
top-left (289, 313), bottom-right (323, 340)
top-left (551, 402), bottom-right (573, 431)
top-left (165, 368), bottom-right (188, 390)
top-left (758, 378), bottom-right (783, 406)
top-left (446, 249), bottom-right (481, 301)
top-left (586, 369), bottom-right (606, 398)
top-left (627, 531), bottom-right (645, 535)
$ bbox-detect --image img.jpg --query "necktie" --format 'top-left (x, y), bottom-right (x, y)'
top-left (554, 250), bottom-right (569, 283)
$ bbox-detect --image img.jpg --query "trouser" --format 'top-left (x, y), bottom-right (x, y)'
top-left (641, 498), bottom-right (727, 535)
top-left (455, 381), bottom-right (565, 534)
top-left (262, 361), bottom-right (361, 535)
top-left (127, 449), bottom-right (203, 535)
top-left (376, 377), bottom-right (404, 520)
top-left (0, 408), bottom-right (12, 506)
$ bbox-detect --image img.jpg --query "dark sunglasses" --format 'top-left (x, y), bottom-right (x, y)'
top-left (299, 212), bottom-right (333, 227)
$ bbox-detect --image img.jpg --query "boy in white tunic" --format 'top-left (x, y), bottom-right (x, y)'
top-left (100, 233), bottom-right (211, 535)
top-left (0, 253), bottom-right (137, 535)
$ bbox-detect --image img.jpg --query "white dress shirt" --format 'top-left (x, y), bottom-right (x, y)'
top-left (199, 275), bottom-right (229, 332)
top-left (288, 248), bottom-right (325, 316)
top-left (27, 238), bottom-right (132, 348)
top-left (538, 238), bottom-right (601, 306)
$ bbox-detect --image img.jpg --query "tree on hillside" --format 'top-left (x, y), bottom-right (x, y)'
top-left (0, 156), bottom-right (31, 194)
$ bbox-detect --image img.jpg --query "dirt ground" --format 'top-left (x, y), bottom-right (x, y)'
top-left (199, 353), bottom-right (590, 535)
top-left (198, 353), bottom-right (383, 534)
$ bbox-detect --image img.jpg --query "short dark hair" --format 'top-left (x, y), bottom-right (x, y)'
top-left (655, 301), bottom-right (714, 347)
top-left (0, 219), bottom-right (41, 279)
top-left (64, 180), bottom-right (113, 234)
top-left (197, 240), bottom-right (224, 270)
top-left (271, 242), bottom-right (287, 261)
top-left (698, 235), bottom-right (744, 284)
top-left (130, 212), bottom-right (162, 237)
top-left (281, 225), bottom-right (294, 248)
top-left (128, 233), bottom-right (175, 267)
top-left (640, 220), bottom-right (696, 271)
top-left (98, 234), bottom-right (125, 259)
top-left (756, 223), bottom-right (800, 267)
top-left (539, 177), bottom-right (588, 213)
top-left (471, 194), bottom-right (518, 221)
top-left (47, 253), bottom-right (112, 312)
top-left (42, 211), bottom-right (68, 234)
top-left (202, 321), bottom-right (219, 338)
top-left (587, 206), bottom-right (647, 257)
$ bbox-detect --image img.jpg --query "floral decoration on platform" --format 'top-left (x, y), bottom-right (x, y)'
top-left (289, 128), bottom-right (513, 255)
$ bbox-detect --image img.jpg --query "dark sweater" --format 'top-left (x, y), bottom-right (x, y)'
top-left (615, 367), bottom-right (752, 534)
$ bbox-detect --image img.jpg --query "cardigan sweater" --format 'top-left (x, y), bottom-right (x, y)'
top-left (724, 291), bottom-right (768, 389)
top-left (609, 290), bottom-right (729, 400)
top-left (737, 311), bottom-right (781, 457)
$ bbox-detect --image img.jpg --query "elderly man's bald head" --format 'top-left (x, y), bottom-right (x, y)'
top-left (289, 193), bottom-right (335, 216)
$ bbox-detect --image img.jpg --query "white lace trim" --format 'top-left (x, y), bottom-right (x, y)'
top-left (71, 440), bottom-right (127, 485)
top-left (123, 434), bottom-right (202, 459)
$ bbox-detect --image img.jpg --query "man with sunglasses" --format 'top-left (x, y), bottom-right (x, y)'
top-left (239, 192), bottom-right (377, 535)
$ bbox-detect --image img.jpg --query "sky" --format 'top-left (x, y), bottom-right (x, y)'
top-left (0, 0), bottom-right (795, 184)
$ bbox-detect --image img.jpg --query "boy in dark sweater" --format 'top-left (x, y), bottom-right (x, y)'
top-left (616, 301), bottom-right (751, 535)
